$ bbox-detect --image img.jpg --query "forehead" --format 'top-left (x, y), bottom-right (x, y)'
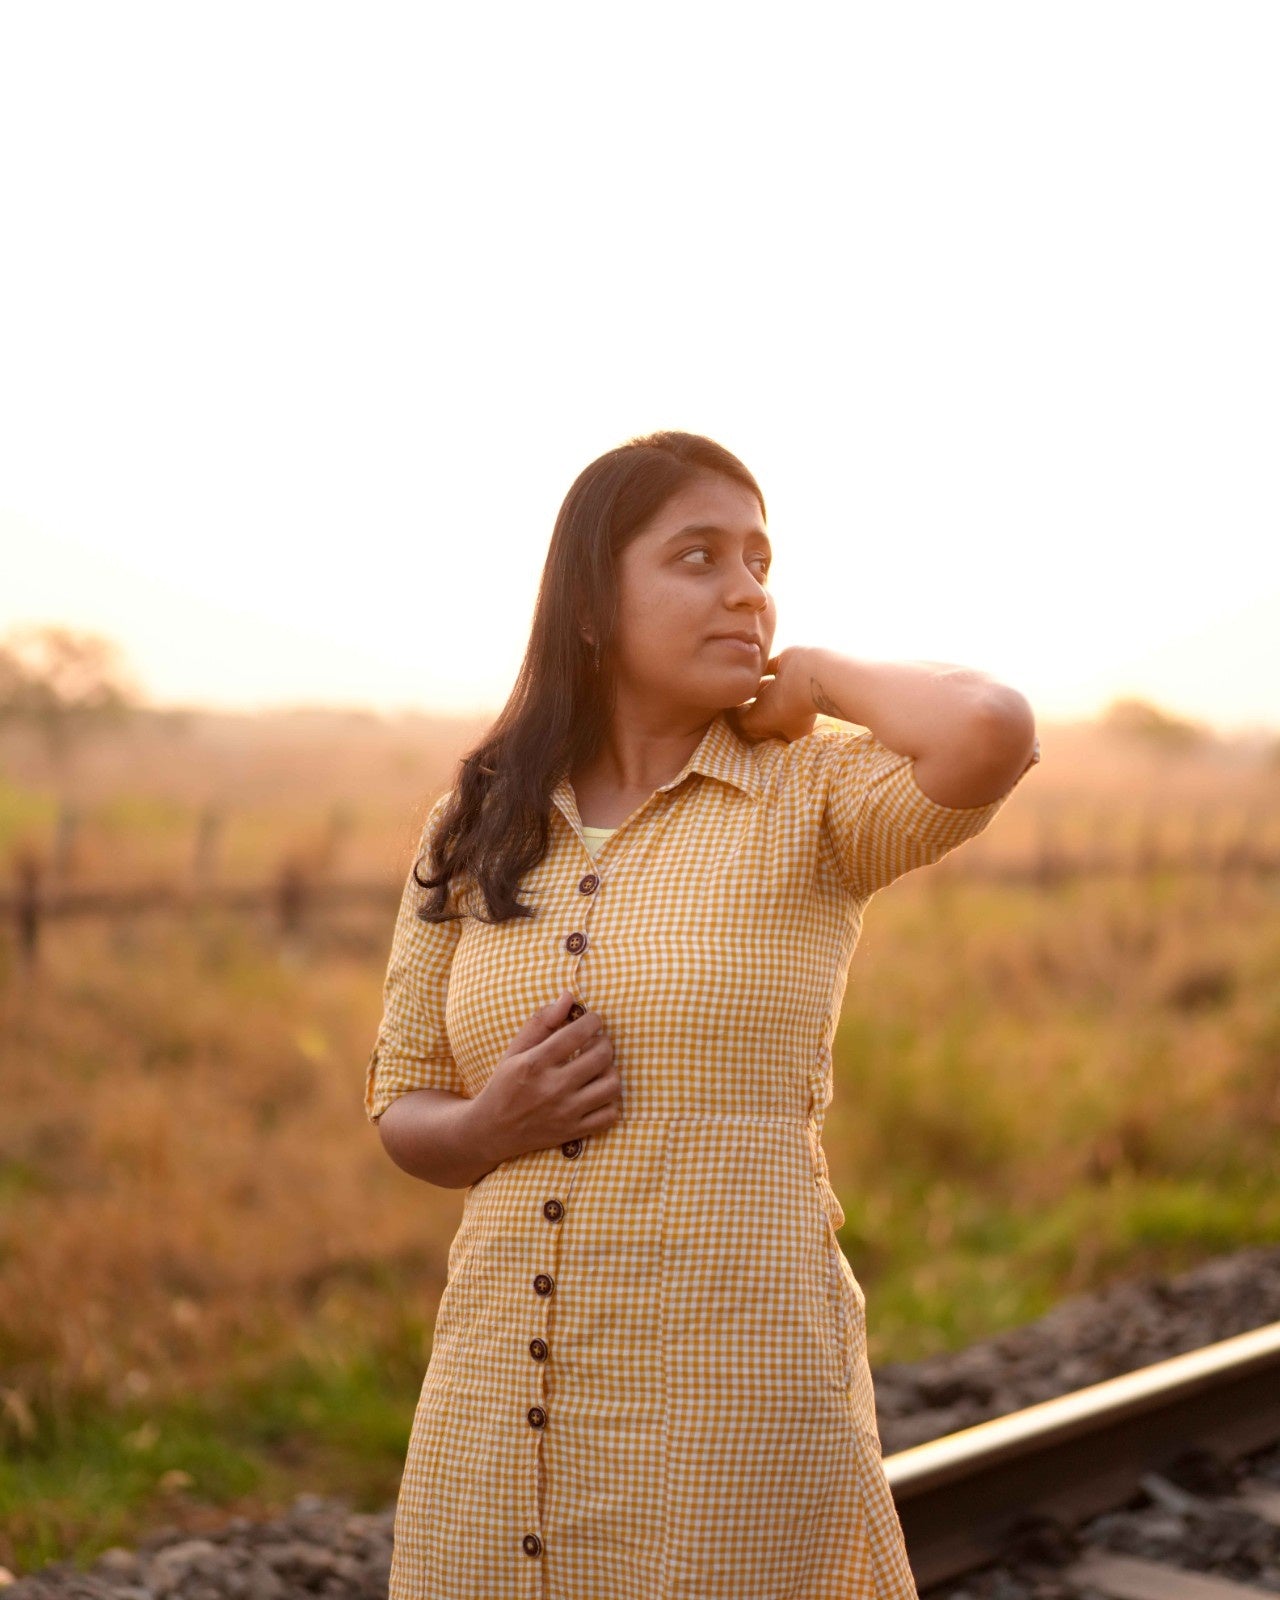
top-left (638, 475), bottom-right (768, 544)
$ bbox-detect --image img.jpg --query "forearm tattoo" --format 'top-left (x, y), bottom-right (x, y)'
top-left (808, 672), bottom-right (847, 721)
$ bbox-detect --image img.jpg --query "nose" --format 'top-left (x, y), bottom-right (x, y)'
top-left (723, 557), bottom-right (769, 608)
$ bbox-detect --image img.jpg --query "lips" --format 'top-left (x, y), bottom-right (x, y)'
top-left (708, 632), bottom-right (761, 649)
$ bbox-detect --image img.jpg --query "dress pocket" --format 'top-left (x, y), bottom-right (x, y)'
top-left (809, 1177), bottom-right (870, 1388)
top-left (436, 1186), bottom-right (489, 1347)
top-left (432, 1221), bottom-right (487, 1360)
top-left (822, 1233), bottom-right (856, 1389)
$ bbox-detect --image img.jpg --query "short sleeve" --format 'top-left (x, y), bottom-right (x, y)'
top-left (364, 793), bottom-right (466, 1123)
top-left (815, 723), bottom-right (1041, 901)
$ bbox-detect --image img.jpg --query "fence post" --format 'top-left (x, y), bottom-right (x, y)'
top-left (277, 859), bottom-right (307, 938)
top-left (52, 802), bottom-right (80, 885)
top-left (14, 851), bottom-right (41, 965)
top-left (193, 806), bottom-right (224, 883)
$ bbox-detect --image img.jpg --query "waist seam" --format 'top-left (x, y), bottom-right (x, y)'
top-left (618, 1111), bottom-right (813, 1125)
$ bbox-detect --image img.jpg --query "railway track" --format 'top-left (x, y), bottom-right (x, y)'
top-left (893, 1319), bottom-right (1280, 1597)
top-left (4, 1308), bottom-right (1279, 1597)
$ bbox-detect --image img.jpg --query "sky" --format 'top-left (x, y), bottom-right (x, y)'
top-left (2, 2), bottom-right (1277, 736)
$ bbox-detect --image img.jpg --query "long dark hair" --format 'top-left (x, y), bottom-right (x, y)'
top-left (415, 429), bottom-right (766, 926)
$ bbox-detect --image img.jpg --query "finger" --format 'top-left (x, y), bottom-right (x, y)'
top-left (540, 1010), bottom-right (607, 1072)
top-left (732, 703), bottom-right (757, 740)
top-left (566, 1030), bottom-right (614, 1068)
top-left (508, 990), bottom-right (576, 1053)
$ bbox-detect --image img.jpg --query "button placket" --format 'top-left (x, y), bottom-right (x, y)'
top-left (565, 858), bottom-right (600, 953)
top-left (526, 1255), bottom-right (554, 1556)
top-left (526, 859), bottom-right (605, 1561)
top-left (529, 1193), bottom-right (565, 1370)
top-left (528, 1140), bottom-right (580, 1566)
top-left (560, 865), bottom-right (599, 1153)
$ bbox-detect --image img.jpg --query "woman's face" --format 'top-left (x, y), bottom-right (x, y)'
top-left (610, 473), bottom-right (777, 719)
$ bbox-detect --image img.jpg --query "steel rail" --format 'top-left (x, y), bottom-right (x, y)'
top-left (883, 1319), bottom-right (1280, 1593)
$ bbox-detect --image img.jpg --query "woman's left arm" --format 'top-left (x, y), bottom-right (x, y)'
top-left (756, 646), bottom-right (1039, 809)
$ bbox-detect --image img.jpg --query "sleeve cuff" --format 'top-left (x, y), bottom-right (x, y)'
top-left (881, 729), bottom-right (1040, 844)
top-left (889, 755), bottom-right (1010, 842)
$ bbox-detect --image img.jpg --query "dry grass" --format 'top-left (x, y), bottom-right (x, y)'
top-left (0, 706), bottom-right (1277, 1569)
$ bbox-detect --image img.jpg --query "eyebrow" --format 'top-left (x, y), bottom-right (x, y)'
top-left (664, 523), bottom-right (773, 556)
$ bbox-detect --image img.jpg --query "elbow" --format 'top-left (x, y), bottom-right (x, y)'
top-left (978, 686), bottom-right (1036, 744)
top-left (374, 1097), bottom-right (418, 1173)
top-left (973, 688), bottom-right (1039, 782)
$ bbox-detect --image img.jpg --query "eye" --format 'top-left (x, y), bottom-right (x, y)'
top-left (680, 547), bottom-right (771, 578)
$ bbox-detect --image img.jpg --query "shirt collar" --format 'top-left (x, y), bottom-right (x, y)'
top-left (653, 709), bottom-right (762, 800)
top-left (551, 709), bottom-right (762, 832)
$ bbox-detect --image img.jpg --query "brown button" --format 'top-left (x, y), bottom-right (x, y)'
top-left (578, 872), bottom-right (599, 894)
top-left (529, 1337), bottom-right (548, 1361)
top-left (533, 1272), bottom-right (554, 1296)
top-left (527, 1405), bottom-right (547, 1429)
top-left (543, 1198), bottom-right (564, 1222)
top-left (566, 1001), bottom-right (585, 1022)
top-left (561, 1139), bottom-right (583, 1159)
top-left (564, 931), bottom-right (588, 954)
top-left (522, 1533), bottom-right (542, 1557)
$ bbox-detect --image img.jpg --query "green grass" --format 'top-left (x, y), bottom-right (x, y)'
top-left (9, 1157), bottom-right (1280, 1575)
top-left (837, 1167), bottom-right (1280, 1361)
top-left (3, 867), bottom-right (1278, 1573)
top-left (0, 1335), bottom-right (428, 1574)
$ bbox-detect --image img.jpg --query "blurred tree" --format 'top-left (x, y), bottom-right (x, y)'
top-left (1098, 695), bottom-right (1211, 751)
top-left (0, 624), bottom-right (142, 792)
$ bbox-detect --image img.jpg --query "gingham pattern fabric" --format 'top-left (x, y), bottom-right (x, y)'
top-left (366, 711), bottom-right (1040, 1600)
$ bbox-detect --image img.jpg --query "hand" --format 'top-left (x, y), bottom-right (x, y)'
top-left (724, 645), bottom-right (820, 744)
top-left (471, 989), bottom-right (622, 1164)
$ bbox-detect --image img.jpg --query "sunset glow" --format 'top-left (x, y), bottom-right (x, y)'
top-left (3, 3), bottom-right (1277, 735)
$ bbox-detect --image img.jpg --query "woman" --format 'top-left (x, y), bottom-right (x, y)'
top-left (365, 430), bottom-right (1040, 1599)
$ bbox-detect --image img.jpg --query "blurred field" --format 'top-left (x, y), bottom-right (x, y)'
top-left (0, 707), bottom-right (1278, 1573)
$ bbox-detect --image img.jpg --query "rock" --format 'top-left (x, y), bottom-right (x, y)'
top-left (143, 1541), bottom-right (224, 1598)
top-left (88, 1554), bottom-right (139, 1585)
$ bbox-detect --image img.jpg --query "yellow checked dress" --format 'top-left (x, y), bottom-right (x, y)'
top-left (366, 712), bottom-right (1040, 1599)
